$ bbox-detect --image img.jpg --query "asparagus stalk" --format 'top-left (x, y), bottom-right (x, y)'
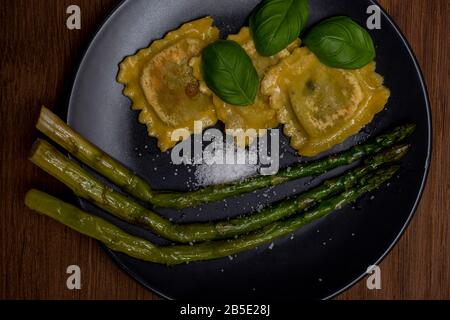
top-left (25, 166), bottom-right (398, 265)
top-left (36, 106), bottom-right (154, 202)
top-left (213, 145), bottom-right (408, 237)
top-left (36, 106), bottom-right (415, 209)
top-left (30, 139), bottom-right (408, 242)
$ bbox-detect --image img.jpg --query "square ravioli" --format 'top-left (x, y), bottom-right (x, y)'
top-left (190, 27), bottom-right (300, 147)
top-left (117, 17), bottom-right (219, 151)
top-left (262, 47), bottom-right (390, 156)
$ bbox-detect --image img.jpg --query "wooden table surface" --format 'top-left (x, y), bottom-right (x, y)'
top-left (1, 0), bottom-right (449, 300)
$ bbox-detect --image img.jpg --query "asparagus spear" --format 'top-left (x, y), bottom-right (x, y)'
top-left (25, 166), bottom-right (398, 265)
top-left (36, 106), bottom-right (155, 202)
top-left (212, 145), bottom-right (407, 238)
top-left (30, 139), bottom-right (408, 242)
top-left (36, 106), bottom-right (415, 209)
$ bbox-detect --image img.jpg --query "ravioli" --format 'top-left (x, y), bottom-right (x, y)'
top-left (117, 17), bottom-right (219, 151)
top-left (262, 47), bottom-right (390, 156)
top-left (190, 27), bottom-right (300, 146)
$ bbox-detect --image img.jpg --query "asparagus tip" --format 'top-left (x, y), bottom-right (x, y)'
top-left (404, 123), bottom-right (417, 136)
top-left (377, 165), bottom-right (400, 183)
top-left (384, 165), bottom-right (401, 177)
top-left (391, 144), bottom-right (411, 161)
top-left (359, 165), bottom-right (399, 187)
top-left (406, 122), bottom-right (417, 130)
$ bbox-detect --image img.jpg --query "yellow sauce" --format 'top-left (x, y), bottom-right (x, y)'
top-left (262, 47), bottom-right (390, 156)
top-left (191, 27), bottom-right (300, 146)
top-left (117, 17), bottom-right (219, 151)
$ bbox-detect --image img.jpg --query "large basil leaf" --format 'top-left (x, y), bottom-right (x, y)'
top-left (201, 40), bottom-right (259, 106)
top-left (304, 16), bottom-right (376, 69)
top-left (250, 0), bottom-right (309, 56)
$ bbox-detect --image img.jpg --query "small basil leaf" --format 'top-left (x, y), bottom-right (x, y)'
top-left (304, 16), bottom-right (376, 69)
top-left (201, 40), bottom-right (259, 106)
top-left (250, 0), bottom-right (309, 56)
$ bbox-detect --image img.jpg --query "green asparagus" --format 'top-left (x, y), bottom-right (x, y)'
top-left (30, 138), bottom-right (408, 243)
top-left (25, 166), bottom-right (398, 265)
top-left (37, 106), bottom-right (415, 209)
top-left (37, 107), bottom-right (155, 202)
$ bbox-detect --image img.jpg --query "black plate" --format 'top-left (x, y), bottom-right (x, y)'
top-left (67, 0), bottom-right (431, 299)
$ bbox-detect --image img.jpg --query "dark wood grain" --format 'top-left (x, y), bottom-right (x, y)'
top-left (1, 0), bottom-right (448, 300)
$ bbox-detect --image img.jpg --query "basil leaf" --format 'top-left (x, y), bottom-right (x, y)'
top-left (250, 0), bottom-right (309, 56)
top-left (201, 40), bottom-right (259, 106)
top-left (304, 16), bottom-right (376, 69)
